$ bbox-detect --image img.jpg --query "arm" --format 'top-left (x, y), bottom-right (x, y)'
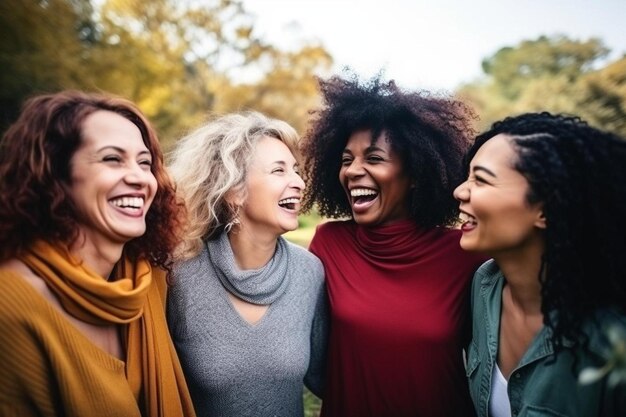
top-left (303, 274), bottom-right (329, 398)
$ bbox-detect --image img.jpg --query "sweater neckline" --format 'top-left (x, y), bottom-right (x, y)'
top-left (207, 232), bottom-right (290, 305)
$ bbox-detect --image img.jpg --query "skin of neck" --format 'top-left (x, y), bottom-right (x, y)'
top-left (227, 225), bottom-right (278, 270)
top-left (493, 240), bottom-right (545, 316)
top-left (69, 234), bottom-right (124, 279)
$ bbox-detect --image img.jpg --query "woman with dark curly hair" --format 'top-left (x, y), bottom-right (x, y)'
top-left (0, 91), bottom-right (195, 417)
top-left (301, 74), bottom-right (485, 417)
top-left (455, 112), bottom-right (626, 416)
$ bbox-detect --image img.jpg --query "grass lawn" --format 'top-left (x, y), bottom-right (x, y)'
top-left (284, 226), bottom-right (316, 248)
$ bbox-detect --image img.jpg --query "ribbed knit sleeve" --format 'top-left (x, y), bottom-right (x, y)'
top-left (0, 270), bottom-right (141, 417)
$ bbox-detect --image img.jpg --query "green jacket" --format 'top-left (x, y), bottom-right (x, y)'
top-left (465, 260), bottom-right (625, 417)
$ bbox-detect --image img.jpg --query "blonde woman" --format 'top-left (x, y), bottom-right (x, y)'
top-left (167, 111), bottom-right (328, 417)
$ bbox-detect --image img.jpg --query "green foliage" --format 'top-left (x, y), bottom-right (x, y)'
top-left (1, 0), bottom-right (333, 143)
top-left (303, 388), bottom-right (322, 417)
top-left (459, 35), bottom-right (626, 138)
top-left (481, 35), bottom-right (609, 100)
top-left (0, 0), bottom-right (96, 130)
top-left (298, 211), bottom-right (322, 229)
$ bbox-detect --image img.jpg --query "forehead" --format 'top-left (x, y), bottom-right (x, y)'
top-left (472, 134), bottom-right (517, 167)
top-left (80, 110), bottom-right (148, 151)
top-left (345, 129), bottom-right (392, 150)
top-left (251, 136), bottom-right (295, 164)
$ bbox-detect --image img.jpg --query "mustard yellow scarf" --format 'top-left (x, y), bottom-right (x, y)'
top-left (20, 240), bottom-right (196, 417)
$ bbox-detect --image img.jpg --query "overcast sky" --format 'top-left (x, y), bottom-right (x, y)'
top-left (243, 0), bottom-right (626, 92)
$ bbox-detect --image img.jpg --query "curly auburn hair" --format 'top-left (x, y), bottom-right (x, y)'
top-left (0, 91), bottom-right (185, 270)
top-left (301, 74), bottom-right (477, 227)
top-left (467, 112), bottom-right (626, 355)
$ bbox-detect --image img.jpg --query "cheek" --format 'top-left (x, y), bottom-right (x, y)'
top-left (338, 168), bottom-right (347, 183)
top-left (148, 175), bottom-right (158, 197)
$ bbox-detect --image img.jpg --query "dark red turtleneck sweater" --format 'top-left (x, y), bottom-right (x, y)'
top-left (310, 219), bottom-right (485, 417)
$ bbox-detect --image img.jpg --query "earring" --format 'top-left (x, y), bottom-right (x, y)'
top-left (224, 204), bottom-right (241, 234)
top-left (224, 217), bottom-right (240, 234)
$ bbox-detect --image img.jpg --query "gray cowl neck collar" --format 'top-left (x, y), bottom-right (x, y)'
top-left (207, 232), bottom-right (290, 305)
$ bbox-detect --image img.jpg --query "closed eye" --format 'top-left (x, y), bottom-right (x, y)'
top-left (103, 155), bottom-right (122, 163)
top-left (341, 156), bottom-right (353, 165)
top-left (139, 159), bottom-right (153, 170)
top-left (473, 175), bottom-right (489, 185)
top-left (366, 155), bottom-right (384, 163)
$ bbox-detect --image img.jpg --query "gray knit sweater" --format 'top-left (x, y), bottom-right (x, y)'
top-left (167, 234), bottom-right (328, 417)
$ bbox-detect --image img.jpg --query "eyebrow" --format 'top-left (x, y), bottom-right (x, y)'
top-left (97, 145), bottom-right (151, 156)
top-left (342, 145), bottom-right (386, 154)
top-left (271, 160), bottom-right (299, 167)
top-left (472, 165), bottom-right (497, 177)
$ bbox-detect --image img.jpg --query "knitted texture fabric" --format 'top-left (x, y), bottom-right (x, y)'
top-left (210, 232), bottom-right (290, 305)
top-left (167, 234), bottom-right (328, 417)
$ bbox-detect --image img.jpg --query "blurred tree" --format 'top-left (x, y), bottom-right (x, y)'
top-left (214, 45), bottom-right (332, 135)
top-left (0, 0), bottom-right (97, 131)
top-left (458, 35), bottom-right (626, 137)
top-left (1, 0), bottom-right (333, 145)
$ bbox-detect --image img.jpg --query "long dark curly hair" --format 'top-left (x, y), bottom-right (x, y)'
top-left (301, 73), bottom-right (477, 228)
top-left (467, 112), bottom-right (626, 354)
top-left (0, 91), bottom-right (185, 271)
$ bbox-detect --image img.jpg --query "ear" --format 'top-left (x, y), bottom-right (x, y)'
top-left (225, 187), bottom-right (245, 207)
top-left (534, 207), bottom-right (547, 230)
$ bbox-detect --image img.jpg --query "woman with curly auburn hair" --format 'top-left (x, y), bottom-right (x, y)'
top-left (167, 111), bottom-right (328, 417)
top-left (0, 91), bottom-right (194, 417)
top-left (301, 74), bottom-right (485, 417)
top-left (455, 112), bottom-right (626, 417)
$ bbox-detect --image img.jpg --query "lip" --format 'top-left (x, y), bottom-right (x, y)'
top-left (347, 185), bottom-right (379, 214)
top-left (277, 195), bottom-right (301, 214)
top-left (109, 192), bottom-right (149, 218)
top-left (458, 208), bottom-right (477, 232)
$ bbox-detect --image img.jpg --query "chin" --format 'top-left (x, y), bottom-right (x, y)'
top-left (459, 239), bottom-right (477, 252)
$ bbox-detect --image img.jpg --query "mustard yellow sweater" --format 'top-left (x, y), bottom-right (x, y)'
top-left (0, 269), bottom-right (141, 417)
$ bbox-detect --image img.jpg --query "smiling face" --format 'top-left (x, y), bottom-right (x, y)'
top-left (339, 129), bottom-right (412, 226)
top-left (68, 110), bottom-right (157, 249)
top-left (453, 134), bottom-right (545, 257)
top-left (236, 136), bottom-right (305, 237)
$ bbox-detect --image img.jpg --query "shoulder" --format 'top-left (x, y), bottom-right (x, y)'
top-left (309, 220), bottom-right (355, 255)
top-left (471, 259), bottom-right (501, 292)
top-left (0, 267), bottom-right (54, 339)
top-left (474, 259), bottom-right (500, 280)
top-left (171, 245), bottom-right (210, 283)
top-left (0, 261), bottom-right (56, 309)
top-left (313, 220), bottom-right (354, 238)
top-left (284, 239), bottom-right (324, 277)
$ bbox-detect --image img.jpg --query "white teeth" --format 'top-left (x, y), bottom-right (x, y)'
top-left (459, 212), bottom-right (476, 224)
top-left (111, 197), bottom-right (144, 208)
top-left (278, 198), bottom-right (300, 205)
top-left (350, 188), bottom-right (377, 197)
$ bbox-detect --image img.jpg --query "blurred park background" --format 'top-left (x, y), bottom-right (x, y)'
top-left (2, 1), bottom-right (625, 415)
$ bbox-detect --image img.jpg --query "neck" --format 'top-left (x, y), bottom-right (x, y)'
top-left (493, 243), bottom-right (544, 315)
top-left (69, 234), bottom-right (123, 278)
top-left (227, 227), bottom-right (278, 270)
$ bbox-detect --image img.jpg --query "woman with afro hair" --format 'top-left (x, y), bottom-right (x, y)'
top-left (301, 74), bottom-right (486, 417)
top-left (455, 112), bottom-right (626, 416)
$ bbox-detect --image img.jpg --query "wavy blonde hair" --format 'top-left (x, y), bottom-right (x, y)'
top-left (168, 111), bottom-right (300, 259)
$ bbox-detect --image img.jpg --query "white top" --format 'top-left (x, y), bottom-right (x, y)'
top-left (489, 363), bottom-right (512, 417)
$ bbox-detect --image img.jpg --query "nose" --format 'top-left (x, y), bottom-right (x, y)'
top-left (124, 162), bottom-right (154, 188)
top-left (453, 179), bottom-right (470, 202)
top-left (291, 171), bottom-right (306, 191)
top-left (343, 158), bottom-right (365, 178)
